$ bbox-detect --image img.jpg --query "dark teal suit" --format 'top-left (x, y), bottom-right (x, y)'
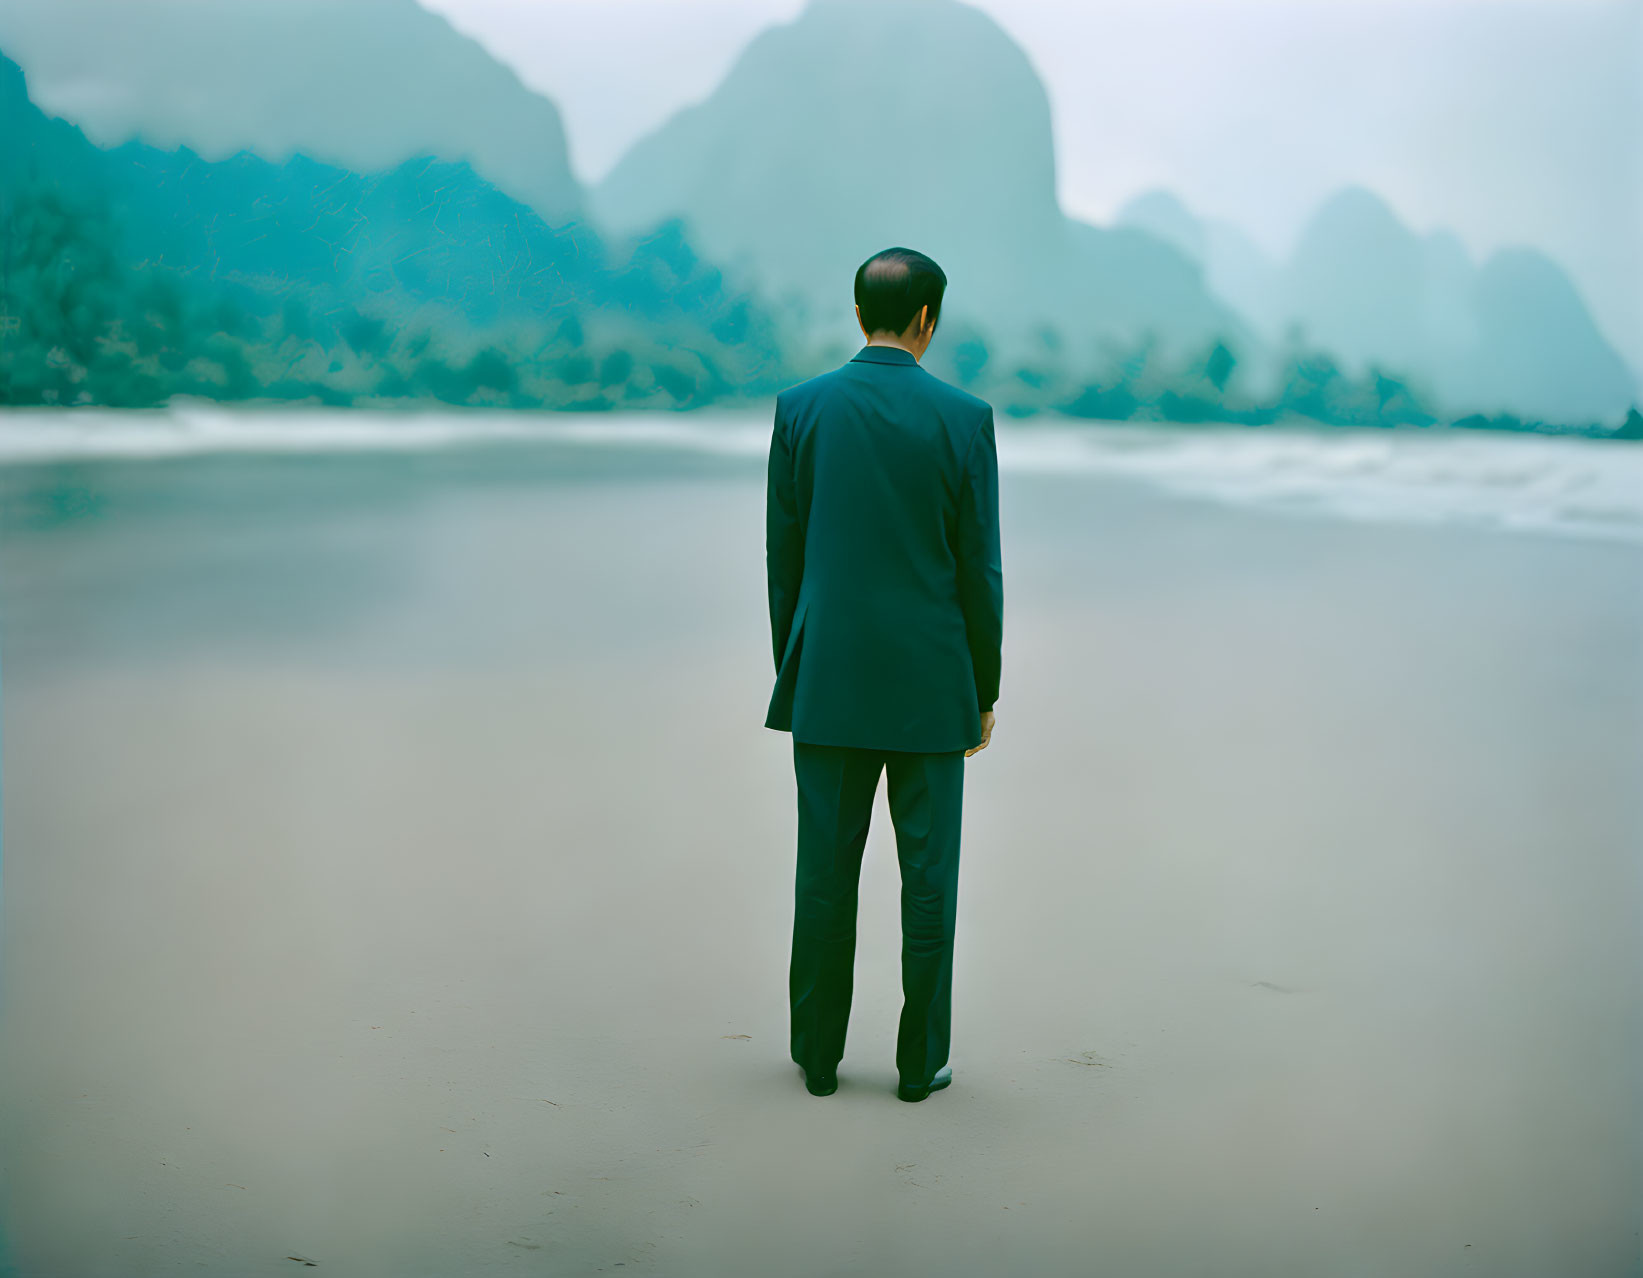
top-left (764, 345), bottom-right (1002, 751)
top-left (765, 342), bottom-right (1003, 1086)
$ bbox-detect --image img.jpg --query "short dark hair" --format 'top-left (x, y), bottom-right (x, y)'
top-left (854, 247), bottom-right (946, 337)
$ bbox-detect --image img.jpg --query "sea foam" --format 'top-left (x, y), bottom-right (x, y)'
top-left (0, 406), bottom-right (1637, 545)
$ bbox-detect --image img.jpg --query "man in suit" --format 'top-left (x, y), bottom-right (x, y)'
top-left (765, 246), bottom-right (1003, 1103)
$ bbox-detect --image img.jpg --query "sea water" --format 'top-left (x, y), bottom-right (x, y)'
top-left (0, 404), bottom-right (1638, 545)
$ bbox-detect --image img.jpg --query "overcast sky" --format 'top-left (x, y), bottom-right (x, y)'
top-left (421, 0), bottom-right (1642, 375)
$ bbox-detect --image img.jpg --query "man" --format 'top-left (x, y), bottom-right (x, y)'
top-left (764, 246), bottom-right (1004, 1103)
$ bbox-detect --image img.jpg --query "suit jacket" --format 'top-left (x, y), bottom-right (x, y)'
top-left (764, 343), bottom-right (1003, 753)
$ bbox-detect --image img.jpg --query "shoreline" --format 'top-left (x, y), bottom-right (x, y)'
top-left (0, 405), bottom-right (1638, 548)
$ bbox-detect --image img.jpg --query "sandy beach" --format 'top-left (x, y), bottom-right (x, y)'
top-left (1, 421), bottom-right (1639, 1276)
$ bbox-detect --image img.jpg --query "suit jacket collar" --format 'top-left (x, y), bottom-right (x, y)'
top-left (850, 344), bottom-right (919, 365)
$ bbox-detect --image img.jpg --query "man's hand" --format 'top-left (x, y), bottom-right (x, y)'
top-left (966, 710), bottom-right (995, 757)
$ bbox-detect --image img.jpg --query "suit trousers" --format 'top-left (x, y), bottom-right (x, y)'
top-left (789, 739), bottom-right (966, 1085)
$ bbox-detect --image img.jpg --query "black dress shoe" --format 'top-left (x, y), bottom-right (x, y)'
top-left (896, 1064), bottom-right (952, 1103)
top-left (800, 1065), bottom-right (838, 1096)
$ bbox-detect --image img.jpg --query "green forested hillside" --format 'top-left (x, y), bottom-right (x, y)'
top-left (0, 52), bottom-right (798, 409)
top-left (1, 40), bottom-right (1635, 438)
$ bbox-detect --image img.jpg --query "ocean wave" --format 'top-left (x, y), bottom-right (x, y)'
top-left (0, 404), bottom-right (773, 462)
top-left (1, 406), bottom-right (1637, 545)
top-left (994, 423), bottom-right (1643, 545)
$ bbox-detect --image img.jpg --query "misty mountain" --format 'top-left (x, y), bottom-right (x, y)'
top-left (1, 50), bottom-right (777, 333)
top-left (1, 49), bottom-right (792, 408)
top-left (1459, 247), bottom-right (1637, 423)
top-left (0, 0), bottom-right (582, 224)
top-left (1286, 187), bottom-right (1433, 380)
top-left (1115, 190), bottom-right (1287, 339)
top-left (592, 0), bottom-right (1247, 369)
top-left (1119, 186), bottom-right (1637, 423)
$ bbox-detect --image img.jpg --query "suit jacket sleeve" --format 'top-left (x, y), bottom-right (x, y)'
top-left (956, 406), bottom-right (1003, 712)
top-left (766, 397), bottom-right (804, 673)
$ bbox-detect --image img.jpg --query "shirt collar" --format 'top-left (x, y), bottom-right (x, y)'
top-left (850, 344), bottom-right (919, 365)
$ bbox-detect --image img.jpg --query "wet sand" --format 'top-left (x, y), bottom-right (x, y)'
top-left (1, 438), bottom-right (1639, 1276)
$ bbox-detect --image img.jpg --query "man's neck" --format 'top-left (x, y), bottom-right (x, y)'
top-left (865, 337), bottom-right (919, 358)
